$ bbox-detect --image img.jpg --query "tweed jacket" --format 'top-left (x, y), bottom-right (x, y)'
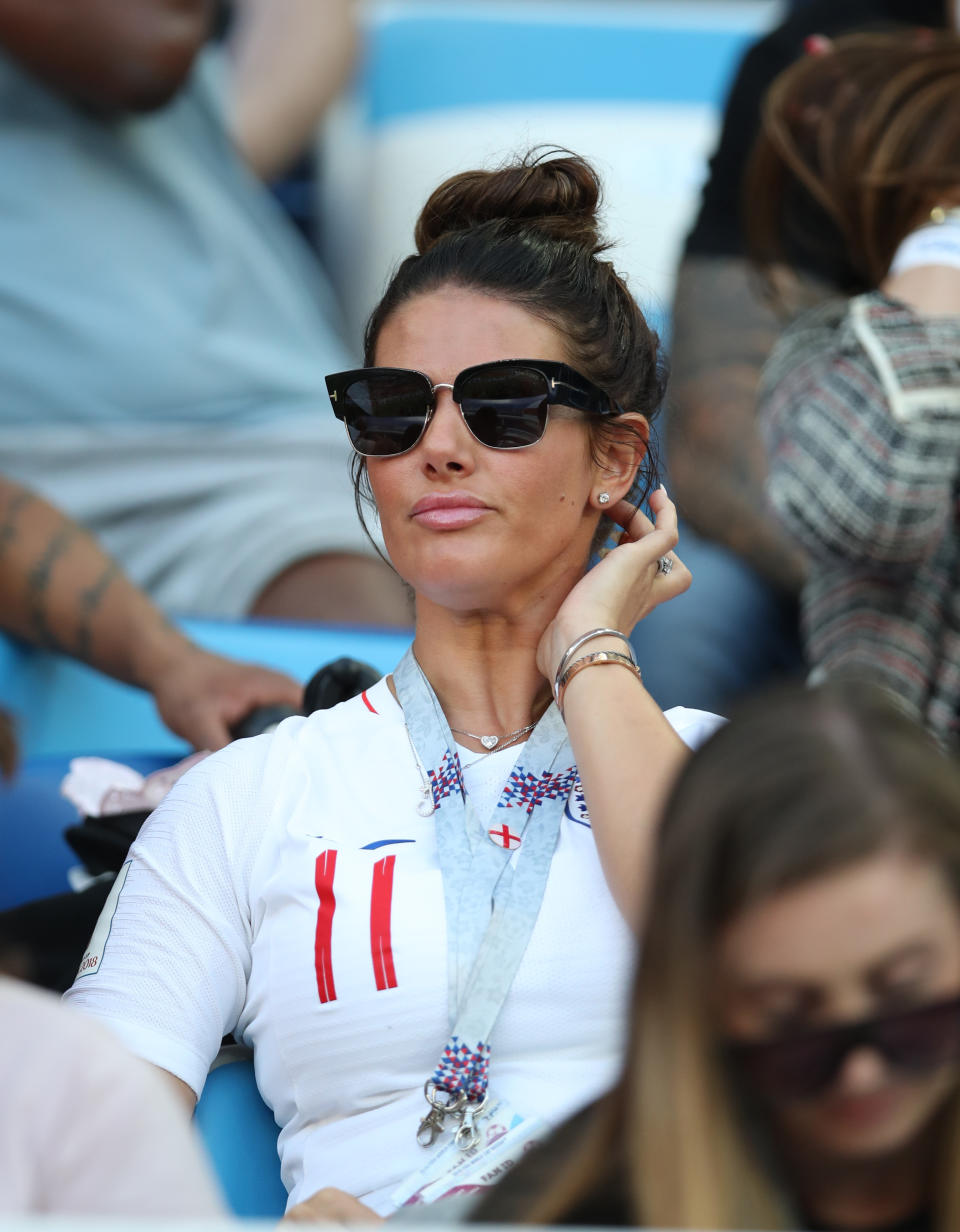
top-left (759, 292), bottom-right (960, 752)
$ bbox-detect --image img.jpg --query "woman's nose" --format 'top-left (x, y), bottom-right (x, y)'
top-left (418, 388), bottom-right (474, 467)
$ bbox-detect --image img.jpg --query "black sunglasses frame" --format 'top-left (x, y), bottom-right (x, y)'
top-left (726, 994), bottom-right (960, 1103)
top-left (325, 358), bottom-right (623, 459)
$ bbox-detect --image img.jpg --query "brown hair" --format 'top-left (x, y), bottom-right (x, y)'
top-left (746, 31), bottom-right (960, 291)
top-left (474, 681), bottom-right (960, 1228)
top-left (352, 148), bottom-right (665, 540)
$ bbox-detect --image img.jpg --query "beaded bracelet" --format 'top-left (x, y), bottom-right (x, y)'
top-left (556, 650), bottom-right (643, 716)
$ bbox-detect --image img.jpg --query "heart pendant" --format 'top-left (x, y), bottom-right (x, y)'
top-left (480, 735), bottom-right (499, 750)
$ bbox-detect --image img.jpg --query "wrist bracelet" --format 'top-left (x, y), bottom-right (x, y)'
top-left (556, 650), bottom-right (643, 716)
top-left (554, 627), bottom-right (635, 701)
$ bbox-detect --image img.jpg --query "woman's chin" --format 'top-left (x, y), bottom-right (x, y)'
top-left (387, 546), bottom-right (515, 610)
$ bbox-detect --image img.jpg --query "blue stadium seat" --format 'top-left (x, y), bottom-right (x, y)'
top-left (0, 751), bottom-right (171, 910)
top-left (195, 1054), bottom-right (287, 1218)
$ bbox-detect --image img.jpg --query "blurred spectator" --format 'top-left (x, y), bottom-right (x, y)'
top-left (752, 33), bottom-right (960, 753)
top-left (472, 681), bottom-right (960, 1230)
top-left (0, 0), bottom-right (410, 627)
top-left (637, 0), bottom-right (949, 715)
top-left (0, 974), bottom-right (224, 1215)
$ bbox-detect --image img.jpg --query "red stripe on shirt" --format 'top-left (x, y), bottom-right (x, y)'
top-left (370, 855), bottom-right (397, 991)
top-left (361, 690), bottom-right (378, 714)
top-left (314, 849), bottom-right (338, 1004)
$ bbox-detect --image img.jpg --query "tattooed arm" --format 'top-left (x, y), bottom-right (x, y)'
top-left (0, 477), bottom-right (301, 749)
top-left (664, 254), bottom-right (829, 595)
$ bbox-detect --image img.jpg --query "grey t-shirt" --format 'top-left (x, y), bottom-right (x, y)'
top-left (0, 46), bottom-right (353, 434)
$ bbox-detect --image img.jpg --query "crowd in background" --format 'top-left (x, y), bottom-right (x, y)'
top-left (1, 0), bottom-right (958, 1226)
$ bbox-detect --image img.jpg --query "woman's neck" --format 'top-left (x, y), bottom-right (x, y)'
top-left (411, 597), bottom-right (555, 738)
top-left (783, 1118), bottom-right (939, 1231)
top-left (882, 264), bottom-right (960, 318)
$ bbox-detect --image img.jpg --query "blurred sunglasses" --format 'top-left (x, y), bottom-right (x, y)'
top-left (727, 995), bottom-right (960, 1102)
top-left (325, 359), bottom-right (622, 458)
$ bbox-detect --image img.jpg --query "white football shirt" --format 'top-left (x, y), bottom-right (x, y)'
top-left (64, 679), bottom-right (721, 1213)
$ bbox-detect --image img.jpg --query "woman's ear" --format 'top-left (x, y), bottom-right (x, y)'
top-left (590, 413), bottom-right (649, 508)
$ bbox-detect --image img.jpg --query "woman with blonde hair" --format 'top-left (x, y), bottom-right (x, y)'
top-left (473, 680), bottom-right (960, 1230)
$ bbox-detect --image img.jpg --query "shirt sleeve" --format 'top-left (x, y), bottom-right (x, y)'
top-left (62, 737), bottom-right (270, 1097)
top-left (663, 706), bottom-right (727, 747)
top-left (760, 295), bottom-right (960, 568)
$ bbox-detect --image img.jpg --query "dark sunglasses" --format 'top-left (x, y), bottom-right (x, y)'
top-left (726, 995), bottom-right (960, 1102)
top-left (325, 359), bottom-right (623, 458)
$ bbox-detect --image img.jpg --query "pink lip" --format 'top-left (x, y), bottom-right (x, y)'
top-left (817, 1089), bottom-right (899, 1128)
top-left (410, 492), bottom-right (491, 530)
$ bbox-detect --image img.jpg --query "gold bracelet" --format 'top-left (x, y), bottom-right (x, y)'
top-left (556, 651), bottom-right (643, 716)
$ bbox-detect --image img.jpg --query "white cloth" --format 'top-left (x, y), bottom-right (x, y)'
top-left (64, 679), bottom-right (722, 1214)
top-left (0, 976), bottom-right (223, 1215)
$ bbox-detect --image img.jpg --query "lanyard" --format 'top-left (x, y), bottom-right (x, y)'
top-left (392, 647), bottom-right (576, 1148)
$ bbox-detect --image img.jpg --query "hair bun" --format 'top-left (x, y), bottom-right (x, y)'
top-left (414, 148), bottom-right (606, 256)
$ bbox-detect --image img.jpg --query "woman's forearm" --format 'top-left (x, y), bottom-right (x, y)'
top-left (560, 635), bottom-right (688, 928)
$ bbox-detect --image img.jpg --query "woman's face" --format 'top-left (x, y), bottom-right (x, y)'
top-left (366, 286), bottom-right (613, 614)
top-left (715, 849), bottom-right (960, 1162)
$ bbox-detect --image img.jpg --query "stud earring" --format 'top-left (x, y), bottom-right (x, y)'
top-left (597, 492), bottom-right (611, 505)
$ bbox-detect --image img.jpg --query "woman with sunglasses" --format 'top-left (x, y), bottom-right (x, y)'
top-left (64, 150), bottom-right (719, 1218)
top-left (472, 681), bottom-right (960, 1231)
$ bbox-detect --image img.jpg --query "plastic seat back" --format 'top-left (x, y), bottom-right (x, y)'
top-left (195, 1054), bottom-right (287, 1218)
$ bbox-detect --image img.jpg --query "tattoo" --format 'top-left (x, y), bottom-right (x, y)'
top-left (26, 525), bottom-right (77, 651)
top-left (664, 255), bottom-right (828, 592)
top-left (0, 487), bottom-right (34, 563)
top-left (74, 560), bottom-right (120, 664)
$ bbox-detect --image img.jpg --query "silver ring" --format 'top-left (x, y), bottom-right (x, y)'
top-left (656, 555), bottom-right (674, 576)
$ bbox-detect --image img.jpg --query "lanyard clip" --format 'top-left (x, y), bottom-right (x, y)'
top-left (418, 1081), bottom-right (466, 1147)
top-left (454, 1093), bottom-right (488, 1152)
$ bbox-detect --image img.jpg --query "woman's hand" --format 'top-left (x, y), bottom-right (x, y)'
top-left (284, 1187), bottom-right (383, 1223)
top-left (537, 485), bottom-right (690, 683)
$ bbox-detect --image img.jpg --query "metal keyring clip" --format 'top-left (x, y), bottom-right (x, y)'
top-left (454, 1093), bottom-right (489, 1152)
top-left (417, 1082), bottom-right (467, 1147)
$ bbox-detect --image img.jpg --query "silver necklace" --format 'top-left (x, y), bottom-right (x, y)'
top-left (449, 720), bottom-right (537, 751)
top-left (403, 719), bottom-right (531, 811)
top-left (457, 727), bottom-right (531, 771)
